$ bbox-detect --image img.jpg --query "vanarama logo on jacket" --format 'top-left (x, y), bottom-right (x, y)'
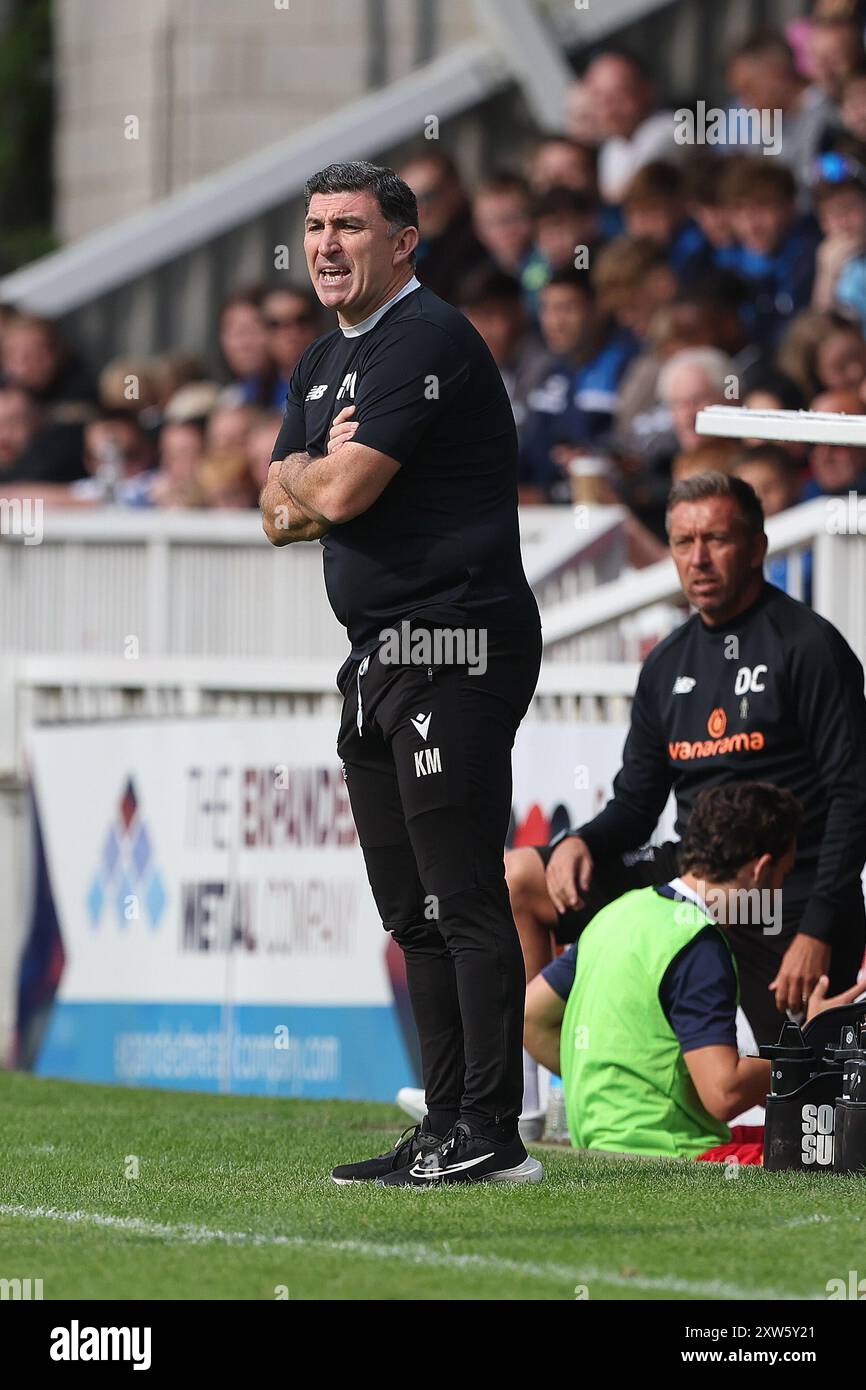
top-left (669, 708), bottom-right (766, 761)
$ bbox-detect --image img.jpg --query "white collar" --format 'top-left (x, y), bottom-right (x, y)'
top-left (339, 276), bottom-right (420, 337)
top-left (667, 876), bottom-right (713, 919)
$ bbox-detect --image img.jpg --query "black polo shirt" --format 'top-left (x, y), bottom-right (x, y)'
top-left (567, 583), bottom-right (866, 944)
top-left (270, 281), bottom-right (540, 656)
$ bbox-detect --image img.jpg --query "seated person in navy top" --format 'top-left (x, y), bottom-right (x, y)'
top-left (716, 159), bottom-right (820, 349)
top-left (519, 268), bottom-right (639, 502)
top-left (621, 160), bottom-right (708, 279)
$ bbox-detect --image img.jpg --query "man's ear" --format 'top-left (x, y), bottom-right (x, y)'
top-left (395, 225), bottom-right (420, 267)
top-left (751, 851), bottom-right (774, 885)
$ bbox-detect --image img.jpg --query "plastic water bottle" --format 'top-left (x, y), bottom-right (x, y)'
top-left (94, 439), bottom-right (123, 502)
top-left (545, 1074), bottom-right (569, 1144)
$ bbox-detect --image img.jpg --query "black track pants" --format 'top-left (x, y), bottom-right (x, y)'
top-left (336, 626), bottom-right (542, 1139)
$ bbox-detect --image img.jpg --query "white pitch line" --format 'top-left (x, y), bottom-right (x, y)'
top-left (0, 1202), bottom-right (814, 1300)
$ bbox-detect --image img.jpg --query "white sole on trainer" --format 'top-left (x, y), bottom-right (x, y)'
top-left (486, 1155), bottom-right (544, 1183)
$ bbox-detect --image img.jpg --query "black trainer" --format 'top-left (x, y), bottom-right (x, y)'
top-left (330, 1118), bottom-right (443, 1184)
top-left (376, 1118), bottom-right (544, 1186)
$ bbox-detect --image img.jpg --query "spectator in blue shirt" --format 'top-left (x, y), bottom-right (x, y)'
top-left (621, 160), bottom-right (709, 279)
top-left (679, 154), bottom-right (737, 285)
top-left (810, 151), bottom-right (866, 328)
top-left (519, 268), bottom-right (639, 502)
top-left (718, 159), bottom-right (821, 348)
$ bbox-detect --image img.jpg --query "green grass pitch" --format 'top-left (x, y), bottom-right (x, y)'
top-left (0, 1071), bottom-right (862, 1301)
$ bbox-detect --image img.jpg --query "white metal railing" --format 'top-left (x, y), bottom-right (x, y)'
top-left (541, 498), bottom-right (866, 668)
top-left (0, 504), bottom-right (631, 775)
top-left (4, 495), bottom-right (865, 775)
top-left (4, 494), bottom-right (864, 772)
top-left (0, 504), bottom-right (626, 660)
top-left (2, 654), bottom-right (641, 782)
top-left (0, 509), bottom-right (347, 662)
top-left (698, 404), bottom-right (866, 446)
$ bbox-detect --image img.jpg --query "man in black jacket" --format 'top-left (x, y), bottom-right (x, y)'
top-left (261, 161), bottom-right (542, 1186)
top-left (508, 471), bottom-right (866, 1047)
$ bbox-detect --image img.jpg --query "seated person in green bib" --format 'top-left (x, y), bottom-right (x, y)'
top-left (527, 782), bottom-right (863, 1161)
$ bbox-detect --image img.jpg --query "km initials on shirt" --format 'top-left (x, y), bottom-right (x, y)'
top-left (337, 371), bottom-right (357, 400)
top-left (414, 747), bottom-right (442, 777)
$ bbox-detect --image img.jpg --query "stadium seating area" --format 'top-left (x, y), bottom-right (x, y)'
top-left (1, 3), bottom-right (866, 581)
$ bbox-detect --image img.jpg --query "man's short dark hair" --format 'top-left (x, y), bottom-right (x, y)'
top-left (456, 268), bottom-right (523, 313)
top-left (533, 186), bottom-right (596, 220)
top-left (529, 134), bottom-right (598, 170)
top-left (542, 266), bottom-right (594, 298)
top-left (583, 47), bottom-right (653, 84)
top-left (475, 170), bottom-right (531, 201)
top-left (304, 161), bottom-right (419, 252)
top-left (683, 152), bottom-right (725, 207)
top-left (727, 27), bottom-right (796, 72)
top-left (735, 443), bottom-right (800, 478)
top-left (740, 365), bottom-right (806, 412)
top-left (94, 410), bottom-right (148, 437)
top-left (720, 158), bottom-right (798, 207)
top-left (623, 160), bottom-right (684, 207)
top-left (666, 470), bottom-right (766, 537)
top-left (263, 282), bottom-right (320, 314)
top-left (591, 236), bottom-right (668, 303)
top-left (679, 782), bottom-right (802, 882)
top-left (399, 147), bottom-right (461, 184)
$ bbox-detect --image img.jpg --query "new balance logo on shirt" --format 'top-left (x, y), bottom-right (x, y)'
top-left (305, 384), bottom-right (329, 401)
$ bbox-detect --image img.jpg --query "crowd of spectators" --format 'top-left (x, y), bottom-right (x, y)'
top-left (0, 283), bottom-right (322, 511)
top-left (3, 1), bottom-right (866, 568)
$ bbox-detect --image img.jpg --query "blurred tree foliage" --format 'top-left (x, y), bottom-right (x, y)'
top-left (0, 0), bottom-right (54, 271)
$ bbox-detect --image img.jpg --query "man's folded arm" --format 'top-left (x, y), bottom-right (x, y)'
top-left (260, 461), bottom-right (330, 545)
top-left (277, 443), bottom-right (400, 527)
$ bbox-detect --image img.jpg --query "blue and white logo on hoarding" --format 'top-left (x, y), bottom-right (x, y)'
top-left (86, 777), bottom-right (167, 930)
